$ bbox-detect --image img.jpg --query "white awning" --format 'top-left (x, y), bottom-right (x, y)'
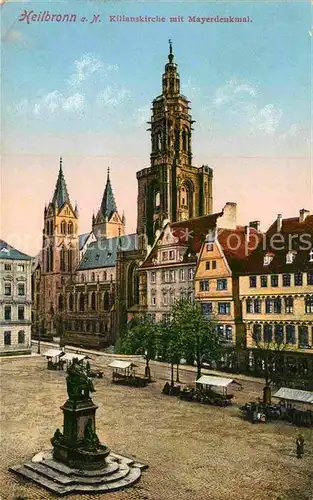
top-left (196, 375), bottom-right (236, 387)
top-left (44, 349), bottom-right (63, 358)
top-left (273, 387), bottom-right (313, 405)
top-left (108, 360), bottom-right (137, 369)
top-left (61, 353), bottom-right (87, 362)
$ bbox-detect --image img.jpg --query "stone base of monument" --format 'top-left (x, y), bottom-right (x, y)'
top-left (10, 449), bottom-right (148, 495)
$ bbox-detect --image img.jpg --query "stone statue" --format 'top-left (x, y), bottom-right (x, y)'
top-left (51, 428), bottom-right (63, 447)
top-left (84, 418), bottom-right (100, 451)
top-left (66, 358), bottom-right (95, 401)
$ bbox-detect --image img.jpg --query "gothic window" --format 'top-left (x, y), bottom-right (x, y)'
top-left (46, 221), bottom-right (50, 235)
top-left (79, 293), bottom-right (85, 312)
top-left (155, 191), bottom-right (161, 209)
top-left (127, 263), bottom-right (139, 308)
top-left (58, 295), bottom-right (64, 312)
top-left (103, 271), bottom-right (107, 281)
top-left (68, 221), bottom-right (73, 234)
top-left (175, 129), bottom-right (180, 151)
top-left (182, 127), bottom-right (189, 152)
top-left (180, 185), bottom-right (189, 208)
top-left (68, 294), bottom-right (74, 311)
top-left (91, 292), bottom-right (96, 311)
top-left (103, 291), bottom-right (110, 311)
top-left (91, 272), bottom-right (95, 282)
top-left (155, 130), bottom-right (162, 151)
top-left (50, 220), bottom-right (54, 235)
top-left (68, 248), bottom-right (73, 271)
top-left (60, 220), bottom-right (67, 234)
top-left (60, 247), bottom-right (67, 272)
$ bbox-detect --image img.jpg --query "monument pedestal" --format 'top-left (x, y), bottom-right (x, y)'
top-left (53, 398), bottom-right (110, 470)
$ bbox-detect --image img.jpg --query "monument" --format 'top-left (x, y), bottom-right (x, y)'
top-left (10, 358), bottom-right (147, 495)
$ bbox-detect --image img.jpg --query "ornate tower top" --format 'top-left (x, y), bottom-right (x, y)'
top-left (98, 168), bottom-right (117, 221)
top-left (162, 39), bottom-right (180, 95)
top-left (51, 157), bottom-right (73, 211)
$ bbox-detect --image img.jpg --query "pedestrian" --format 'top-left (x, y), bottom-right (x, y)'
top-left (296, 433), bottom-right (304, 459)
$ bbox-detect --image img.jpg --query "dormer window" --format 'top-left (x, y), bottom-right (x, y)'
top-left (169, 250), bottom-right (175, 260)
top-left (263, 254), bottom-right (273, 266)
top-left (286, 251), bottom-right (296, 264)
top-left (162, 251), bottom-right (168, 261)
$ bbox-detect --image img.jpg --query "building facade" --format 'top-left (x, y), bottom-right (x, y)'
top-left (0, 240), bottom-right (32, 356)
top-left (136, 42), bottom-right (213, 245)
top-left (239, 210), bottom-right (313, 384)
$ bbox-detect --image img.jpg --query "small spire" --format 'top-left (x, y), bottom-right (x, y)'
top-left (60, 156), bottom-right (63, 170)
top-left (107, 167), bottom-right (110, 181)
top-left (168, 39), bottom-right (174, 63)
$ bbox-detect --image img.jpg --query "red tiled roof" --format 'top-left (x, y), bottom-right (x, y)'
top-left (141, 212), bottom-right (222, 268)
top-left (242, 215), bottom-right (313, 275)
top-left (217, 227), bottom-right (263, 273)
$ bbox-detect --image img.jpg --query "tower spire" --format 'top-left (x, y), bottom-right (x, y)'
top-left (107, 166), bottom-right (110, 181)
top-left (52, 157), bottom-right (72, 211)
top-left (168, 39), bottom-right (173, 63)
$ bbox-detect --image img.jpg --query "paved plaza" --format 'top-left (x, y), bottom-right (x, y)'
top-left (1, 354), bottom-right (312, 500)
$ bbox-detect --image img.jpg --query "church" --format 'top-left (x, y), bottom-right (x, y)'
top-left (32, 42), bottom-right (214, 348)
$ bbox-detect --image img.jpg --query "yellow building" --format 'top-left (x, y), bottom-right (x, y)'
top-left (239, 211), bottom-right (313, 383)
top-left (195, 220), bottom-right (261, 369)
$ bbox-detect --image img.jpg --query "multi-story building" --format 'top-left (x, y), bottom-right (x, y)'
top-left (195, 217), bottom-right (262, 369)
top-left (139, 203), bottom-right (238, 323)
top-left (239, 210), bottom-right (313, 382)
top-left (0, 240), bottom-right (32, 356)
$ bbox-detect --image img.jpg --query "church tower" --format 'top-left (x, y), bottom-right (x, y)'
top-left (136, 41), bottom-right (213, 244)
top-left (40, 158), bottom-right (79, 328)
top-left (92, 167), bottom-right (125, 239)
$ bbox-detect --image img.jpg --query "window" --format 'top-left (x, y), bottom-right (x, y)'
top-left (17, 264), bottom-right (25, 272)
top-left (266, 298), bottom-right (281, 314)
top-left (207, 243), bottom-right (213, 252)
top-left (246, 299), bottom-right (253, 314)
top-left (162, 271), bottom-right (169, 283)
top-left (68, 221), bottom-right (73, 234)
top-left (151, 272), bottom-right (156, 284)
top-left (263, 324), bottom-right (273, 343)
top-left (18, 330), bottom-right (25, 344)
top-left (18, 283), bottom-right (25, 296)
top-left (91, 292), bottom-right (96, 311)
top-left (91, 272), bottom-right (95, 282)
top-left (299, 326), bottom-right (309, 347)
top-left (199, 280), bottom-right (209, 292)
top-left (202, 303), bottom-right (213, 315)
top-left (4, 263), bottom-right (11, 271)
top-left (170, 270), bottom-right (176, 282)
top-left (187, 291), bottom-right (193, 302)
top-left (307, 271), bottom-right (313, 285)
top-left (205, 261), bottom-right (210, 270)
top-left (162, 293), bottom-right (168, 306)
top-left (169, 250), bottom-right (175, 260)
top-left (69, 294), bottom-right (74, 311)
top-left (263, 254), bottom-right (273, 266)
top-left (249, 276), bottom-right (257, 288)
top-left (4, 283), bottom-right (12, 296)
top-left (162, 251), bottom-right (168, 261)
top-left (4, 306), bottom-right (11, 320)
top-left (4, 331), bottom-right (11, 345)
top-left (274, 324), bottom-right (284, 343)
top-left (252, 324), bottom-right (262, 342)
top-left (179, 269), bottom-right (185, 281)
top-left (285, 296), bottom-right (294, 314)
top-left (260, 276), bottom-right (268, 287)
top-left (212, 261), bottom-right (217, 270)
top-left (218, 302), bottom-right (231, 315)
top-left (148, 313), bottom-right (156, 323)
top-left (217, 279), bottom-right (227, 291)
top-left (282, 274), bottom-right (291, 287)
top-left (265, 298), bottom-right (273, 314)
top-left (60, 220), bottom-right (67, 234)
top-left (286, 251), bottom-right (295, 264)
top-left (286, 324), bottom-right (296, 344)
top-left (294, 272), bottom-right (303, 286)
top-left (217, 324), bottom-right (233, 341)
top-left (162, 313), bottom-right (171, 323)
top-left (271, 275), bottom-right (279, 287)
top-left (254, 299), bottom-right (261, 313)
top-left (18, 306), bottom-right (25, 320)
top-left (103, 271), bottom-right (107, 281)
top-left (305, 296), bottom-right (313, 313)
top-left (188, 268), bottom-right (194, 280)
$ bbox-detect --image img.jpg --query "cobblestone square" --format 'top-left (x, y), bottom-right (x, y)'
top-left (1, 355), bottom-right (312, 500)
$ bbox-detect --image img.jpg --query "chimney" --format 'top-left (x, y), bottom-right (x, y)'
top-left (299, 209), bottom-right (310, 223)
top-left (249, 220), bottom-right (260, 231)
top-left (276, 214), bottom-right (283, 232)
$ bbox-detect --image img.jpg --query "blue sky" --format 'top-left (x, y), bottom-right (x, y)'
top-left (1, 0), bottom-right (312, 254)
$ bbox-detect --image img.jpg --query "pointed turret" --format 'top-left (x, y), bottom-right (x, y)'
top-left (52, 157), bottom-right (72, 211)
top-left (98, 167), bottom-right (117, 221)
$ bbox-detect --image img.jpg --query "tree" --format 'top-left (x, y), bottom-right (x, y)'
top-left (157, 319), bottom-right (184, 386)
top-left (121, 315), bottom-right (157, 380)
top-left (169, 298), bottom-right (220, 380)
top-left (252, 336), bottom-right (287, 404)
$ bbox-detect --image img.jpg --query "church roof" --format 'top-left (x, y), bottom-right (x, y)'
top-left (97, 168), bottom-right (118, 221)
top-left (79, 232), bottom-right (91, 251)
top-left (52, 158), bottom-right (72, 210)
top-left (78, 233), bottom-right (138, 270)
top-left (0, 239), bottom-right (32, 261)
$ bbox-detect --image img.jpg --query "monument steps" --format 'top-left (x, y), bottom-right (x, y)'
top-left (9, 465), bottom-right (76, 495)
top-left (45, 456), bottom-right (120, 476)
